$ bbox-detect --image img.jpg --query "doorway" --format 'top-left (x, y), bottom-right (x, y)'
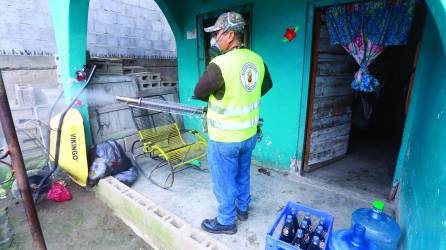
top-left (302, 3), bottom-right (426, 200)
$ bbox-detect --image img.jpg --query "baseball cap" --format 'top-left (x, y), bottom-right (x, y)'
top-left (204, 12), bottom-right (246, 33)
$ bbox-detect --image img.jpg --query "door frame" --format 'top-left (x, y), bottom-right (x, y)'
top-left (301, 8), bottom-right (322, 175)
top-left (297, 0), bottom-right (422, 182)
top-left (297, 0), bottom-right (355, 176)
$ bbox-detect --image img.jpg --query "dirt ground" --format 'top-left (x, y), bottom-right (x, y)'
top-left (6, 180), bottom-right (151, 250)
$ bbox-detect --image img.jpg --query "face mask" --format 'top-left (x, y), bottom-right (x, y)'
top-left (210, 36), bottom-right (220, 51)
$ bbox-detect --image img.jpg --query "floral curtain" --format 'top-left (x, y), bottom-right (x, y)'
top-left (325, 0), bottom-right (415, 92)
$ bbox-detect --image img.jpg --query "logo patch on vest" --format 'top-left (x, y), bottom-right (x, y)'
top-left (240, 62), bottom-right (259, 92)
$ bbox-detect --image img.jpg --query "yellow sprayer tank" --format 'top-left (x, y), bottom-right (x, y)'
top-left (49, 108), bottom-right (89, 186)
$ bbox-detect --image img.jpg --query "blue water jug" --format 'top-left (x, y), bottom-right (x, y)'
top-left (329, 224), bottom-right (380, 250)
top-left (351, 200), bottom-right (400, 250)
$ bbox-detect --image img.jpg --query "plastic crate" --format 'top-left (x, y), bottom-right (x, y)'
top-left (265, 201), bottom-right (334, 250)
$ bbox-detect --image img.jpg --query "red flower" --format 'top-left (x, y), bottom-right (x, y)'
top-left (76, 65), bottom-right (87, 81)
top-left (76, 71), bottom-right (86, 81)
top-left (284, 28), bottom-right (297, 41)
top-left (74, 99), bottom-right (83, 107)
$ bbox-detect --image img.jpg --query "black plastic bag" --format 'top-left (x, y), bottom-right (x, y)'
top-left (88, 140), bottom-right (137, 186)
top-left (114, 166), bottom-right (138, 186)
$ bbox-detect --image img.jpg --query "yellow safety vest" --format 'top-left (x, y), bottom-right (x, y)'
top-left (207, 48), bottom-right (265, 142)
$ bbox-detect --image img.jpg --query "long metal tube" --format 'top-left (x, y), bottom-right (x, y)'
top-left (116, 95), bottom-right (205, 115)
top-left (0, 72), bottom-right (47, 249)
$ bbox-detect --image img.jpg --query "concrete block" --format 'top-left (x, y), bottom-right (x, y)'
top-left (43, 14), bottom-right (53, 28)
top-left (88, 10), bottom-right (97, 21)
top-left (126, 48), bottom-right (143, 56)
top-left (4, 24), bottom-right (20, 40)
top-left (151, 21), bottom-right (163, 32)
top-left (127, 37), bottom-right (137, 48)
top-left (95, 34), bottom-right (109, 45)
top-left (91, 47), bottom-right (109, 56)
top-left (137, 0), bottom-right (150, 9)
top-left (87, 33), bottom-right (98, 44)
top-left (107, 35), bottom-right (119, 47)
top-left (96, 10), bottom-right (117, 25)
top-left (37, 28), bottom-right (54, 42)
top-left (89, 0), bottom-right (102, 10)
top-left (19, 39), bottom-right (37, 53)
top-left (35, 0), bottom-right (50, 12)
top-left (0, 0), bottom-right (177, 58)
top-left (95, 177), bottom-right (230, 250)
top-left (121, 27), bottom-right (133, 37)
top-left (124, 5), bottom-right (139, 18)
top-left (114, 48), bottom-right (128, 57)
top-left (151, 50), bottom-right (162, 57)
top-left (119, 0), bottom-right (135, 5)
top-left (136, 39), bottom-right (147, 48)
top-left (159, 42), bottom-right (170, 51)
top-left (149, 32), bottom-right (162, 41)
top-left (143, 40), bottom-right (154, 50)
top-left (7, 40), bottom-right (24, 52)
top-left (112, 24), bottom-right (126, 37)
top-left (145, 10), bottom-right (159, 21)
top-left (117, 14), bottom-right (133, 27)
top-left (169, 42), bottom-right (177, 52)
top-left (87, 18), bottom-right (95, 32)
top-left (162, 31), bottom-right (174, 41)
top-left (133, 72), bottom-right (161, 82)
top-left (145, 1), bottom-right (159, 10)
top-left (104, 1), bottom-right (121, 13)
top-left (93, 22), bottom-right (107, 34)
top-left (18, 9), bottom-right (35, 25)
top-left (2, 8), bottom-right (20, 24)
top-left (135, 18), bottom-right (148, 29)
top-left (161, 81), bottom-right (178, 89)
top-left (152, 40), bottom-right (165, 51)
top-left (118, 37), bottom-right (130, 47)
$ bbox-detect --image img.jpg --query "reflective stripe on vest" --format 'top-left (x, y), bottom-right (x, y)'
top-left (207, 49), bottom-right (265, 142)
top-left (207, 115), bottom-right (259, 131)
top-left (208, 100), bottom-right (260, 116)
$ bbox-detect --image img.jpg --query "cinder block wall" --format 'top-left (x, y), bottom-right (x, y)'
top-left (0, 0), bottom-right (176, 58)
top-left (88, 0), bottom-right (176, 57)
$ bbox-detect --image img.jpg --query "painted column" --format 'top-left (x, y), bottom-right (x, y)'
top-left (48, 0), bottom-right (92, 147)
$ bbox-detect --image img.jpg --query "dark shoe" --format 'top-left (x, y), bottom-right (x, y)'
top-left (201, 218), bottom-right (237, 235)
top-left (236, 208), bottom-right (248, 221)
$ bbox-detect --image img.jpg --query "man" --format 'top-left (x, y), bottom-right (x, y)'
top-left (194, 12), bottom-right (272, 234)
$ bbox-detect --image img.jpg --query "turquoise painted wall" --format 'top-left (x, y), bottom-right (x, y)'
top-left (425, 0), bottom-right (446, 51)
top-left (157, 0), bottom-right (309, 170)
top-left (155, 0), bottom-right (446, 172)
top-left (397, 13), bottom-right (446, 250)
top-left (49, 0), bottom-right (93, 147)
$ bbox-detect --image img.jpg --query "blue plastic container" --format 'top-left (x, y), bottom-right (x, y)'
top-left (351, 200), bottom-right (400, 250)
top-left (265, 201), bottom-right (334, 250)
top-left (329, 224), bottom-right (380, 250)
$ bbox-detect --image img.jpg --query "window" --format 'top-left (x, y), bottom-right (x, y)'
top-left (196, 4), bottom-right (253, 75)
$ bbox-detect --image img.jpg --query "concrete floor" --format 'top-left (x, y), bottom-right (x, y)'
top-left (131, 154), bottom-right (396, 250)
top-left (303, 134), bottom-right (398, 203)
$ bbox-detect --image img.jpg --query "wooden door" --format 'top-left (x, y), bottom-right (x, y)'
top-left (303, 9), bottom-right (357, 172)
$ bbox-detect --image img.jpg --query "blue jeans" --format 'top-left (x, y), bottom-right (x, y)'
top-left (207, 135), bottom-right (257, 225)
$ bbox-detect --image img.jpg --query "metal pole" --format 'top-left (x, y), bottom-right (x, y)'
top-left (0, 72), bottom-right (47, 250)
top-left (116, 95), bottom-right (206, 115)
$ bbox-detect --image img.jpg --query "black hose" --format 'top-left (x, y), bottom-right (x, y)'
top-left (43, 89), bottom-right (66, 169)
top-left (33, 65), bottom-right (97, 202)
